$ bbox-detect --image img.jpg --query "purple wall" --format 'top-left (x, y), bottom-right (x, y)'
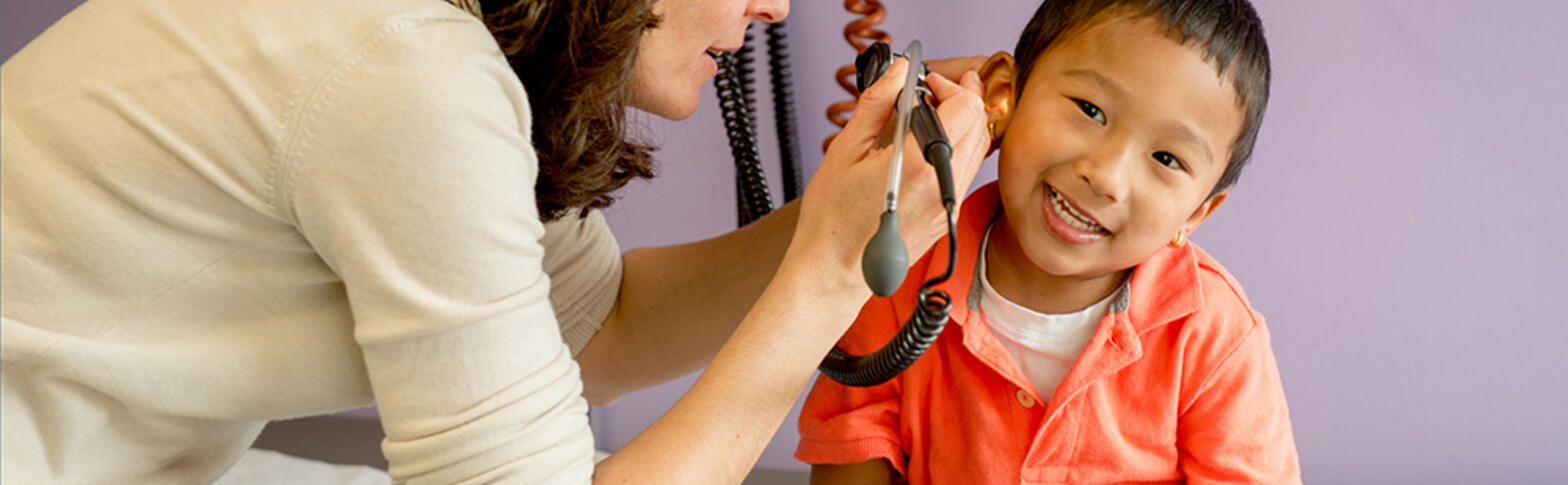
top-left (0, 1), bottom-right (76, 61)
top-left (7, 1), bottom-right (1567, 482)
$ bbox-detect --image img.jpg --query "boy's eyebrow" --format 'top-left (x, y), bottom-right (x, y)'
top-left (1163, 121), bottom-right (1215, 166)
top-left (1063, 69), bottom-right (1125, 98)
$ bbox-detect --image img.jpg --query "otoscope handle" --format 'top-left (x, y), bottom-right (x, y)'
top-left (927, 145), bottom-right (955, 207)
top-left (909, 101), bottom-right (956, 207)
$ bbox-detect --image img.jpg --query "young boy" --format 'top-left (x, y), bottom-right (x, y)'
top-left (796, 0), bottom-right (1299, 483)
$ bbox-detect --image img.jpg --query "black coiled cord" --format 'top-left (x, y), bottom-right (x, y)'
top-left (765, 21), bottom-right (803, 202)
top-left (714, 23), bottom-right (773, 227)
top-left (736, 26), bottom-right (760, 129)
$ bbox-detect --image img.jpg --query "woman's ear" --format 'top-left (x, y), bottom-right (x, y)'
top-left (978, 52), bottom-right (1017, 142)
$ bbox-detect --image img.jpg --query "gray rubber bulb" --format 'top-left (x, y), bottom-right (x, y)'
top-left (862, 211), bottom-right (909, 297)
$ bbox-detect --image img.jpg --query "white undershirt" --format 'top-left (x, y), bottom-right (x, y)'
top-left (978, 227), bottom-right (1114, 402)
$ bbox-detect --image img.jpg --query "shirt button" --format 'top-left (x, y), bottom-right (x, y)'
top-left (1016, 389), bottom-right (1037, 408)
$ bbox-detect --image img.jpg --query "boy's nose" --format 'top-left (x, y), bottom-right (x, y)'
top-left (1074, 142), bottom-right (1135, 203)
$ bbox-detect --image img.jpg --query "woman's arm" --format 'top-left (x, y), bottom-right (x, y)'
top-left (590, 60), bottom-right (990, 484)
top-left (575, 200), bottom-right (798, 406)
top-left (593, 247), bottom-right (875, 482)
top-left (812, 460), bottom-right (901, 485)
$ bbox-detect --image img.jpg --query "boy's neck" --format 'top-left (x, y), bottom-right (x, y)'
top-left (983, 216), bottom-right (1128, 315)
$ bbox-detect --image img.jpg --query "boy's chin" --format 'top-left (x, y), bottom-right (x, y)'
top-left (1018, 234), bottom-right (1143, 281)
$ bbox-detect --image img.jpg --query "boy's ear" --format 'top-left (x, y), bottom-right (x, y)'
top-left (1182, 189), bottom-right (1229, 237)
top-left (978, 52), bottom-right (1017, 141)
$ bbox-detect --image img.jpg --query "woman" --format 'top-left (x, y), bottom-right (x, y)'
top-left (0, 0), bottom-right (989, 483)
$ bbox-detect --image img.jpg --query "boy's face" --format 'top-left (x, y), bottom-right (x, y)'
top-left (990, 14), bottom-right (1243, 282)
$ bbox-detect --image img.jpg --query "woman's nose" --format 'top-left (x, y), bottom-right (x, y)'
top-left (749, 0), bottom-right (789, 23)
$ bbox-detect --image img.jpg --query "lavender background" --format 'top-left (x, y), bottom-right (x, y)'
top-left (6, 1), bottom-right (1566, 482)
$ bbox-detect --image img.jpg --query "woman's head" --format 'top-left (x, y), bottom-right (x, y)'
top-left (476, 0), bottom-right (787, 221)
top-left (629, 0), bottom-right (788, 119)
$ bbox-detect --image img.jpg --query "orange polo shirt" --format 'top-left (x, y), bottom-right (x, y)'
top-left (796, 183), bottom-right (1300, 484)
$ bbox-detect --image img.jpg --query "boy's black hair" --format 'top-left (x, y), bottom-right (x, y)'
top-left (1013, 0), bottom-right (1271, 197)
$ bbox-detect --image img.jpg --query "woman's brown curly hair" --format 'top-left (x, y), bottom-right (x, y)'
top-left (479, 0), bottom-right (659, 221)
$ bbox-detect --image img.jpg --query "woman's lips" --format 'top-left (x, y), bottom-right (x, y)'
top-left (1042, 185), bottom-right (1108, 245)
top-left (702, 50), bottom-right (719, 76)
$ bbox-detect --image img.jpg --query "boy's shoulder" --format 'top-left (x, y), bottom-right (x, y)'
top-left (1135, 243), bottom-right (1269, 357)
top-left (1188, 244), bottom-right (1266, 332)
top-left (1193, 245), bottom-right (1260, 306)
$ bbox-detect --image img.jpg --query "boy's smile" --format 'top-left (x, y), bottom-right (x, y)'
top-left (982, 13), bottom-right (1244, 311)
top-left (1044, 184), bottom-right (1109, 244)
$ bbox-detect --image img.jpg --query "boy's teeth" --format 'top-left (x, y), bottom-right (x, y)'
top-left (1050, 188), bottom-right (1105, 233)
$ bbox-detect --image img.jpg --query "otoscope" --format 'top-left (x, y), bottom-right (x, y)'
top-left (816, 40), bottom-right (961, 387)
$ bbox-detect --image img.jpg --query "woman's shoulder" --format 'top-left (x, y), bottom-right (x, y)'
top-left (186, 0), bottom-right (503, 91)
top-left (273, 0), bottom-right (539, 237)
top-left (238, 0), bottom-right (489, 50)
top-left (276, 0), bottom-right (533, 180)
top-left (295, 0), bottom-right (506, 86)
top-left (1167, 245), bottom-right (1270, 363)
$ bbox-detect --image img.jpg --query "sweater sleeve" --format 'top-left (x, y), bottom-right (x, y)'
top-left (538, 209), bottom-right (620, 357)
top-left (283, 14), bottom-right (593, 484)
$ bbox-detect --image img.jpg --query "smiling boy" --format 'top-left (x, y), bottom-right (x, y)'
top-left (797, 1), bottom-right (1299, 483)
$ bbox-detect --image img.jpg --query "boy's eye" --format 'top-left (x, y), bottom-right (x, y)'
top-left (1153, 151), bottom-right (1185, 170)
top-left (1073, 99), bottom-right (1106, 124)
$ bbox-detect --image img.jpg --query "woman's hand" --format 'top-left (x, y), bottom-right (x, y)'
top-left (792, 58), bottom-right (989, 290)
top-left (926, 55), bottom-right (988, 81)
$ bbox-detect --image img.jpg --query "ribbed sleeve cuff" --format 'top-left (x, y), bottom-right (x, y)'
top-left (540, 209), bottom-right (622, 356)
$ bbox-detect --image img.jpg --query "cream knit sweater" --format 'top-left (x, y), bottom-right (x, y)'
top-left (1, 0), bottom-right (619, 483)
